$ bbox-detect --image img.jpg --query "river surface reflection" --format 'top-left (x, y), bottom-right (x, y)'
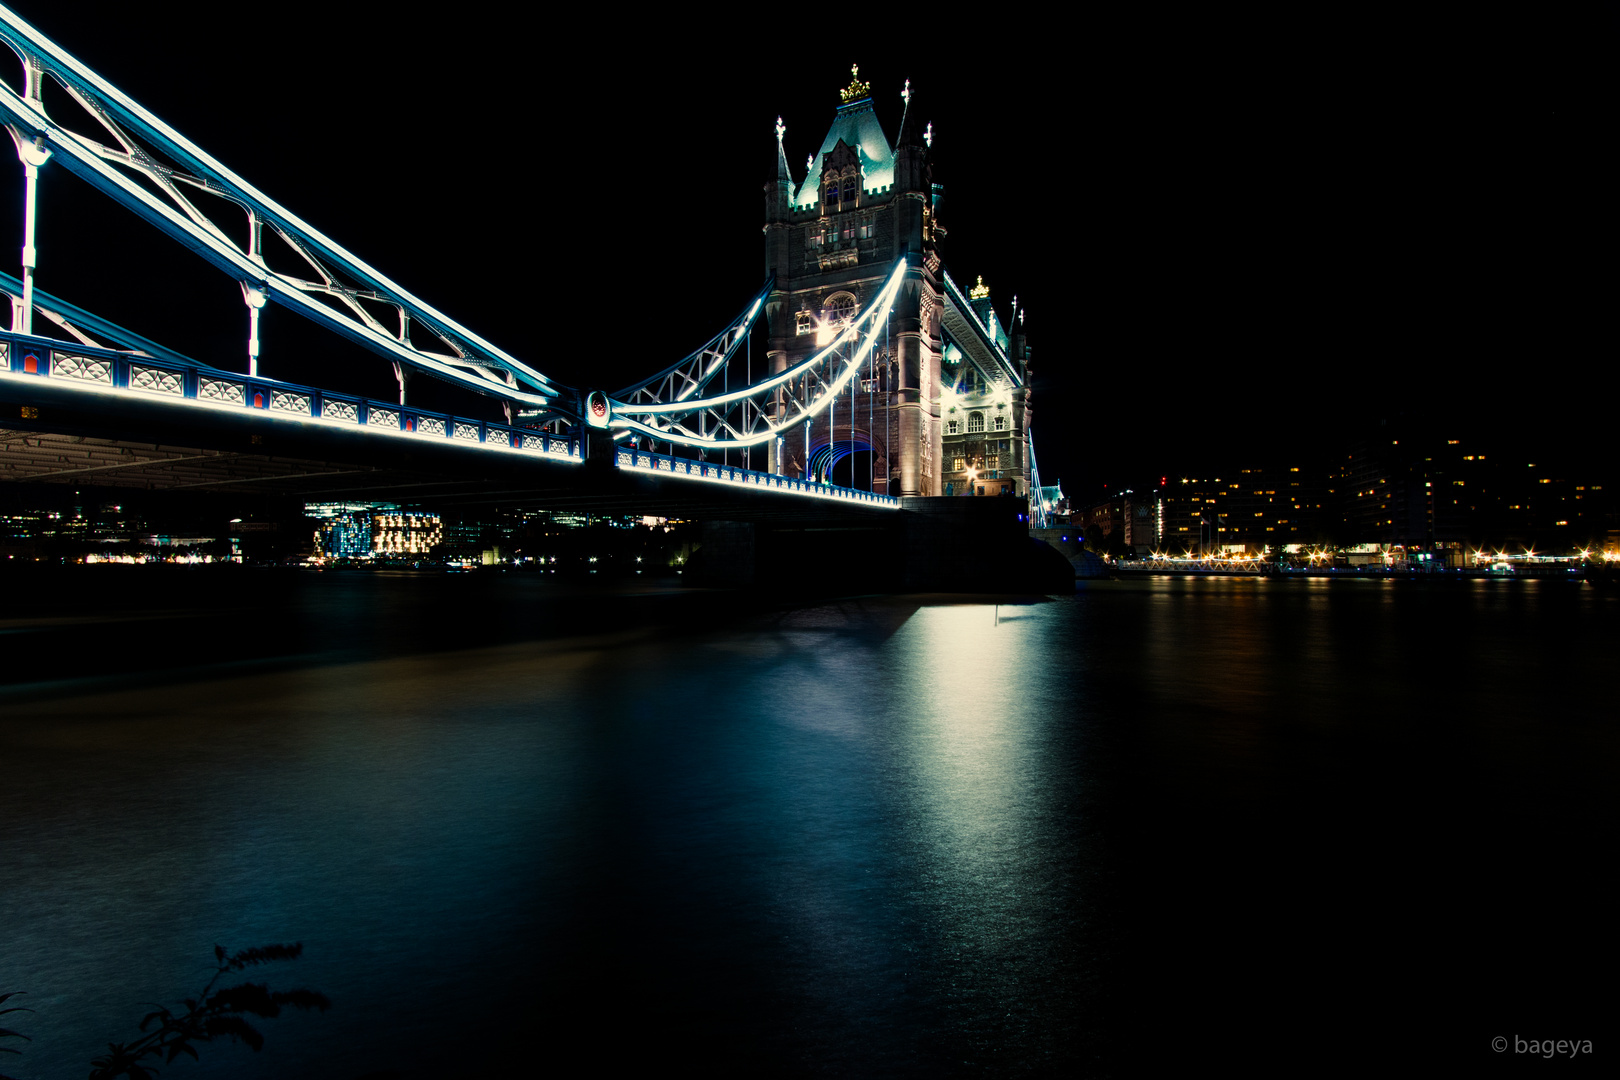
top-left (1, 570), bottom-right (1613, 1075)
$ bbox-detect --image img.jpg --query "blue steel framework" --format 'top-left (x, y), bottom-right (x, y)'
top-left (0, 7), bottom-right (1053, 517)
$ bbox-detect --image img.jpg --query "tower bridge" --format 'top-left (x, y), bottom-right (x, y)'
top-left (0, 8), bottom-right (1063, 587)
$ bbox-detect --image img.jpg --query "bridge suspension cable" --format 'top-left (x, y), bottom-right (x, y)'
top-left (602, 259), bottom-right (906, 452)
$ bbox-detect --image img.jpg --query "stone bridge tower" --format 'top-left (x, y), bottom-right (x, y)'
top-left (763, 66), bottom-right (1032, 502)
top-left (763, 66), bottom-right (943, 497)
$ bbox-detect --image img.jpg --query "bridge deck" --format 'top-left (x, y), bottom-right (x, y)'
top-left (0, 332), bottom-right (894, 522)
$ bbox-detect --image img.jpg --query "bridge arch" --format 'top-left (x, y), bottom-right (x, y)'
top-left (798, 417), bottom-right (888, 492)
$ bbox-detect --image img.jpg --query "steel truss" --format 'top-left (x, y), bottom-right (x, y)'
top-left (606, 259), bottom-right (906, 451)
top-left (0, 5), bottom-right (559, 409)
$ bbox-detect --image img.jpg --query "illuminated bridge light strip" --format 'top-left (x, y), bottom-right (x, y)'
top-left (0, 331), bottom-right (581, 462)
top-left (614, 446), bottom-right (899, 508)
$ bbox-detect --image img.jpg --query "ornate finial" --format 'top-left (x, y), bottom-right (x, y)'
top-left (971, 275), bottom-right (990, 300)
top-left (1019, 308), bottom-right (1025, 326)
top-left (775, 116), bottom-right (785, 145)
top-left (924, 121), bottom-right (933, 149)
top-left (1011, 294), bottom-right (1018, 315)
top-left (902, 78), bottom-right (911, 106)
top-left (806, 153), bottom-right (814, 173)
top-left (840, 63), bottom-right (870, 104)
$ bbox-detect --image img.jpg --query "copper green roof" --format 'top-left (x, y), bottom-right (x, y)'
top-left (792, 97), bottom-right (896, 210)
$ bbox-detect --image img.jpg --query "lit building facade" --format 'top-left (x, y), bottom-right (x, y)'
top-left (763, 67), bottom-right (1032, 499)
top-left (308, 502), bottom-right (442, 558)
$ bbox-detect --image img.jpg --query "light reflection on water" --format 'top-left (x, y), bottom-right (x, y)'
top-left (1, 573), bottom-right (1613, 1075)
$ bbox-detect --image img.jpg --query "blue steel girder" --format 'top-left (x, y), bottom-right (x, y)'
top-left (610, 281), bottom-right (770, 407)
top-left (0, 5), bottom-right (561, 410)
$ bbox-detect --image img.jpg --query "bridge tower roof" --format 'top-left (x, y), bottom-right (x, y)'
top-left (791, 65), bottom-right (896, 210)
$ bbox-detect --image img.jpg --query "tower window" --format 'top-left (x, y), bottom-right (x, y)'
top-left (967, 412), bottom-right (985, 433)
top-left (796, 312), bottom-right (813, 336)
top-left (946, 419), bottom-right (959, 435)
top-left (992, 415), bottom-right (1007, 431)
top-left (842, 180), bottom-right (857, 206)
top-left (825, 293), bottom-right (857, 326)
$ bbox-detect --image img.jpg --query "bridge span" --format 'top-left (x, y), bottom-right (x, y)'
top-left (0, 7), bottom-right (1071, 589)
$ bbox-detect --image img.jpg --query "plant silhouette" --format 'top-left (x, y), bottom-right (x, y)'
top-left (0, 990), bottom-right (31, 1080)
top-left (85, 943), bottom-right (330, 1080)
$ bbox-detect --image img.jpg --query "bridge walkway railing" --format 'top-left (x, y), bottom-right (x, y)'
top-left (0, 330), bottom-right (581, 462)
top-left (615, 445), bottom-right (899, 509)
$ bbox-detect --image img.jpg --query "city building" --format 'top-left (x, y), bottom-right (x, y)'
top-left (308, 502), bottom-right (442, 559)
top-left (763, 66), bottom-right (1033, 500)
top-left (1076, 491), bottom-right (1160, 555)
top-left (1155, 465), bottom-right (1326, 556)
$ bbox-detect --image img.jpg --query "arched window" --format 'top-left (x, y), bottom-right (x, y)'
top-left (825, 182), bottom-right (839, 209)
top-left (992, 414), bottom-right (1007, 431)
top-left (825, 293), bottom-right (857, 326)
top-left (842, 179), bottom-right (858, 206)
top-left (946, 419), bottom-right (960, 435)
top-left (967, 412), bottom-right (985, 433)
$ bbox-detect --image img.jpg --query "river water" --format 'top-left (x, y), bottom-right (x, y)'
top-left (1, 570), bottom-right (1614, 1076)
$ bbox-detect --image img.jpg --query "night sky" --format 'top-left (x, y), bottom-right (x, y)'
top-left (1, 5), bottom-right (1604, 499)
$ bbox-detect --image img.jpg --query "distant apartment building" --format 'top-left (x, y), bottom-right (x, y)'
top-left (1334, 428), bottom-right (1611, 550)
top-left (1156, 465), bottom-right (1327, 554)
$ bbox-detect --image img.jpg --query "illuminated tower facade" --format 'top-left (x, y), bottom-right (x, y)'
top-left (763, 67), bottom-right (1032, 499)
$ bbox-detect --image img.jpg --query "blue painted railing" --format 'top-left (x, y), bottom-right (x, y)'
top-left (0, 331), bottom-right (580, 461)
top-left (615, 445), bottom-right (899, 508)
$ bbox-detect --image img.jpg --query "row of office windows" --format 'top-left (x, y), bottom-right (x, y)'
top-left (945, 413), bottom-right (1007, 435)
top-left (807, 219), bottom-right (875, 247)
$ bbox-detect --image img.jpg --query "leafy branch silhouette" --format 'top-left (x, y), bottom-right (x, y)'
top-left (0, 990), bottom-right (31, 1080)
top-left (86, 943), bottom-right (329, 1080)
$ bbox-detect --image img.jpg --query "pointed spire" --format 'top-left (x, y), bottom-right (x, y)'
top-left (766, 115), bottom-right (794, 224)
top-left (775, 116), bottom-right (792, 184)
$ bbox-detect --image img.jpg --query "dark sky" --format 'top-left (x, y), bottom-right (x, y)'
top-left (1, 5), bottom-right (1606, 497)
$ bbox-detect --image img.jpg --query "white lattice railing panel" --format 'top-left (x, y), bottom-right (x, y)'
top-left (322, 399), bottom-right (358, 422)
top-left (270, 390), bottom-right (310, 415)
top-left (198, 376), bottom-right (245, 405)
top-left (368, 407), bottom-right (399, 429)
top-left (129, 364), bottom-right (183, 396)
top-left (52, 353), bottom-right (113, 384)
top-left (416, 417), bottom-right (446, 437)
top-left (453, 422), bottom-right (480, 442)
